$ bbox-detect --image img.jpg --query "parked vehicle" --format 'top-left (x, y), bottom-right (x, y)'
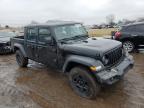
top-left (11, 21), bottom-right (134, 99)
top-left (0, 32), bottom-right (16, 54)
top-left (112, 22), bottom-right (144, 52)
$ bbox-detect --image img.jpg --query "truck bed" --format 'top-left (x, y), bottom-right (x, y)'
top-left (10, 36), bottom-right (25, 51)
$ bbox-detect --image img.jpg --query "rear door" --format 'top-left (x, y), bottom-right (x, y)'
top-left (37, 27), bottom-right (58, 67)
top-left (135, 24), bottom-right (144, 45)
top-left (25, 27), bottom-right (38, 61)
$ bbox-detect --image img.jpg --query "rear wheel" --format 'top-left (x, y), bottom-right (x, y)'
top-left (123, 41), bottom-right (135, 53)
top-left (16, 50), bottom-right (28, 67)
top-left (68, 67), bottom-right (100, 99)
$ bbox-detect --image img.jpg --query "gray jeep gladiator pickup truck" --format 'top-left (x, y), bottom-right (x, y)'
top-left (11, 21), bottom-right (134, 99)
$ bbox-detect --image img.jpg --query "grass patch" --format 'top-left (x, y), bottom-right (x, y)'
top-left (88, 28), bottom-right (118, 37)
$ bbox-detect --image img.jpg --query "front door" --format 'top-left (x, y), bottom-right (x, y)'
top-left (37, 28), bottom-right (58, 67)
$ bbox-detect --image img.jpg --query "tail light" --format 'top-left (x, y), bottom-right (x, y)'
top-left (115, 31), bottom-right (121, 39)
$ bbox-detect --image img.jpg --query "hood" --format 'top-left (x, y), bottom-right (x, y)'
top-left (0, 36), bottom-right (11, 43)
top-left (60, 38), bottom-right (122, 58)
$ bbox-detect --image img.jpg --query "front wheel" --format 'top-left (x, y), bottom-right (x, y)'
top-left (68, 67), bottom-right (100, 99)
top-left (16, 50), bottom-right (28, 67)
top-left (123, 41), bottom-right (135, 53)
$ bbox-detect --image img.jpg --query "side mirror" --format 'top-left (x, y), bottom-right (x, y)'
top-left (50, 38), bottom-right (56, 46)
top-left (45, 37), bottom-right (55, 46)
top-left (47, 31), bottom-right (51, 36)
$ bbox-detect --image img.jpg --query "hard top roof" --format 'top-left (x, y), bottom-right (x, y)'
top-left (26, 20), bottom-right (81, 27)
top-left (123, 22), bottom-right (144, 27)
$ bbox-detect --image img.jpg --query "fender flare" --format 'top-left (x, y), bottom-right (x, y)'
top-left (14, 43), bottom-right (27, 57)
top-left (62, 55), bottom-right (104, 72)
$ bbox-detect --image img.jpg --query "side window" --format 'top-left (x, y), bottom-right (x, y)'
top-left (38, 28), bottom-right (51, 44)
top-left (135, 24), bottom-right (144, 32)
top-left (27, 28), bottom-right (37, 42)
top-left (121, 26), bottom-right (127, 32)
top-left (126, 26), bottom-right (136, 32)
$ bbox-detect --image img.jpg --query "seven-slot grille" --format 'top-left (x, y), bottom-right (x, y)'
top-left (0, 42), bottom-right (11, 54)
top-left (105, 46), bottom-right (123, 66)
top-left (0, 43), bottom-right (5, 47)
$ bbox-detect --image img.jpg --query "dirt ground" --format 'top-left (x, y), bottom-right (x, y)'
top-left (0, 53), bottom-right (144, 108)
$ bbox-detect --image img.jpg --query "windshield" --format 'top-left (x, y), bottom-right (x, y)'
top-left (54, 24), bottom-right (88, 40)
top-left (0, 32), bottom-right (16, 38)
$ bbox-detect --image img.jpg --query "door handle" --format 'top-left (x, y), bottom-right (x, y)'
top-left (27, 44), bottom-right (34, 48)
top-left (27, 45), bottom-right (31, 47)
top-left (52, 48), bottom-right (57, 52)
top-left (32, 46), bottom-right (35, 49)
top-left (37, 46), bottom-right (43, 50)
top-left (131, 34), bottom-right (138, 37)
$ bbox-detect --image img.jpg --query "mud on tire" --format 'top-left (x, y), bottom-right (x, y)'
top-left (16, 50), bottom-right (28, 67)
top-left (68, 66), bottom-right (100, 99)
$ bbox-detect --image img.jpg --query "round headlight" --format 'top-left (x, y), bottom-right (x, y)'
top-left (102, 55), bottom-right (109, 65)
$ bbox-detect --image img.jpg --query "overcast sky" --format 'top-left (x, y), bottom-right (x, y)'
top-left (0, 0), bottom-right (144, 26)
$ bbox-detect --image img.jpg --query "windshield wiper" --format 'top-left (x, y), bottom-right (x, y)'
top-left (71, 34), bottom-right (88, 40)
top-left (58, 38), bottom-right (72, 44)
top-left (59, 34), bottom-right (88, 43)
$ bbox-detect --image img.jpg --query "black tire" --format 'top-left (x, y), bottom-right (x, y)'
top-left (123, 41), bottom-right (135, 53)
top-left (16, 50), bottom-right (28, 67)
top-left (68, 67), bottom-right (100, 99)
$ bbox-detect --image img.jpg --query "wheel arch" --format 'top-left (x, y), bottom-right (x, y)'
top-left (14, 43), bottom-right (27, 57)
top-left (121, 38), bottom-right (133, 42)
top-left (121, 38), bottom-right (137, 46)
top-left (62, 55), bottom-right (104, 79)
top-left (64, 61), bottom-right (90, 73)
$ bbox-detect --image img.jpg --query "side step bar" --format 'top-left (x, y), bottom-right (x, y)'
top-left (138, 49), bottom-right (144, 51)
top-left (138, 45), bottom-right (144, 47)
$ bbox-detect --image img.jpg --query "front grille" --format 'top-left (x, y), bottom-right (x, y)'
top-left (0, 42), bottom-right (10, 48)
top-left (0, 43), bottom-right (11, 54)
top-left (105, 46), bottom-right (123, 67)
top-left (0, 43), bottom-right (5, 47)
top-left (0, 46), bottom-right (12, 54)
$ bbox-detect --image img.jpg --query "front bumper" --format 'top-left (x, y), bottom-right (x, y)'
top-left (96, 55), bottom-right (134, 85)
top-left (0, 46), bottom-right (12, 54)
